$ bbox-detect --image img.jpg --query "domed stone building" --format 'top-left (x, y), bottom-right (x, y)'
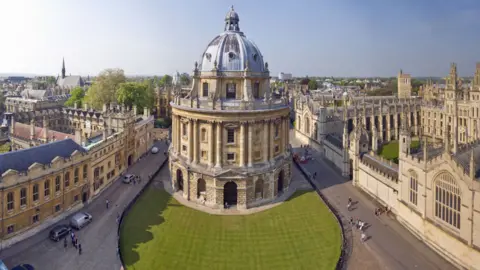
top-left (169, 6), bottom-right (292, 209)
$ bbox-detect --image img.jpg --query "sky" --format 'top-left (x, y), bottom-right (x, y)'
top-left (0, 0), bottom-right (479, 77)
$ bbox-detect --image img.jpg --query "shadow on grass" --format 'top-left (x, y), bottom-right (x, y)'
top-left (120, 187), bottom-right (172, 267)
top-left (285, 189), bottom-right (313, 201)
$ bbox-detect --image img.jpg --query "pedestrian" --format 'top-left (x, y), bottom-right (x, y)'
top-left (361, 232), bottom-right (367, 242)
top-left (349, 217), bottom-right (353, 225)
top-left (74, 237), bottom-right (78, 249)
top-left (79, 244), bottom-right (82, 255)
top-left (359, 221), bottom-right (365, 231)
top-left (106, 199), bottom-right (109, 209)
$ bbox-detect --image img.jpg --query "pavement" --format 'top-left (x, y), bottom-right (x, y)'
top-left (1, 141), bottom-right (169, 270)
top-left (291, 135), bottom-right (457, 270)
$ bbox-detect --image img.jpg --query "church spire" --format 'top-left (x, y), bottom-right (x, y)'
top-left (62, 57), bottom-right (66, 79)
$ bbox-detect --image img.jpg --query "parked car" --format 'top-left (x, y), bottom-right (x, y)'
top-left (70, 212), bottom-right (93, 230)
top-left (11, 264), bottom-right (34, 270)
top-left (49, 224), bottom-right (72, 242)
top-left (151, 147), bottom-right (159, 154)
top-left (123, 174), bottom-right (135, 184)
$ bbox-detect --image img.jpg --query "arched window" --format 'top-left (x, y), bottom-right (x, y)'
top-left (409, 170), bottom-right (418, 205)
top-left (434, 172), bottom-right (461, 229)
top-left (74, 168), bottom-right (79, 184)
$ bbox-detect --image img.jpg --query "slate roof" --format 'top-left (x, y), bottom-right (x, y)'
top-left (20, 89), bottom-right (53, 99)
top-left (453, 144), bottom-right (480, 178)
top-left (57, 76), bottom-right (84, 88)
top-left (12, 122), bottom-right (75, 141)
top-left (410, 145), bottom-right (444, 160)
top-left (0, 139), bottom-right (86, 175)
top-left (361, 154), bottom-right (399, 180)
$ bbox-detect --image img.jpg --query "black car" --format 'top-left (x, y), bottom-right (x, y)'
top-left (49, 225), bottom-right (71, 242)
top-left (11, 264), bottom-right (35, 270)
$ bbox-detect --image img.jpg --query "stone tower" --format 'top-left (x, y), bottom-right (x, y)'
top-left (397, 69), bottom-right (412, 99)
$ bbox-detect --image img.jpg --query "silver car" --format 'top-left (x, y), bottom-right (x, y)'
top-left (70, 212), bottom-right (93, 230)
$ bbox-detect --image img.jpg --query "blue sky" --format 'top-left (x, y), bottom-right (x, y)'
top-left (0, 0), bottom-right (479, 77)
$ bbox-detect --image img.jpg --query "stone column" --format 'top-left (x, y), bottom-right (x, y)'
top-left (172, 115), bottom-right (176, 152)
top-left (215, 121), bottom-right (222, 168)
top-left (239, 122), bottom-right (246, 167)
top-left (248, 122), bottom-right (253, 167)
top-left (284, 117), bottom-right (289, 150)
top-left (263, 120), bottom-right (269, 163)
top-left (378, 115), bottom-right (383, 141)
top-left (208, 121), bottom-right (214, 166)
top-left (414, 112), bottom-right (418, 136)
top-left (193, 119), bottom-right (199, 164)
top-left (269, 120), bottom-right (275, 162)
top-left (176, 116), bottom-right (181, 153)
top-left (188, 119), bottom-right (194, 162)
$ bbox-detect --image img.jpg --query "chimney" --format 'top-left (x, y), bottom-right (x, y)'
top-left (75, 129), bottom-right (82, 145)
top-left (133, 105), bottom-right (137, 115)
top-left (102, 103), bottom-right (108, 112)
top-left (43, 116), bottom-right (49, 142)
top-left (30, 119), bottom-right (35, 140)
top-left (84, 103), bottom-right (89, 110)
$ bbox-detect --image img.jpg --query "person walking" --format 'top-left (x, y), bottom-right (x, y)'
top-left (78, 244), bottom-right (82, 255)
top-left (106, 199), bottom-right (109, 209)
top-left (361, 232), bottom-right (367, 242)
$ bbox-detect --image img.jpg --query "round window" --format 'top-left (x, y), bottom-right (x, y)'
top-left (228, 52), bottom-right (235, 60)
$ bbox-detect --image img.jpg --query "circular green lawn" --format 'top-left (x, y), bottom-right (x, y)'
top-left (120, 188), bottom-right (341, 270)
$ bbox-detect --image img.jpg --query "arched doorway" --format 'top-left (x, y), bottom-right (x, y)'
top-left (82, 192), bottom-right (88, 203)
top-left (127, 155), bottom-right (133, 166)
top-left (277, 170), bottom-right (285, 194)
top-left (224, 181), bottom-right (237, 205)
top-left (197, 178), bottom-right (206, 198)
top-left (176, 169), bottom-right (184, 191)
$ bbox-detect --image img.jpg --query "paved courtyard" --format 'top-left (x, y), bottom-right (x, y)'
top-left (1, 141), bottom-right (168, 270)
top-left (291, 135), bottom-right (457, 270)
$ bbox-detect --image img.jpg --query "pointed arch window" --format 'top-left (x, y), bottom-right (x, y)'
top-left (434, 172), bottom-right (461, 229)
top-left (409, 170), bottom-right (418, 206)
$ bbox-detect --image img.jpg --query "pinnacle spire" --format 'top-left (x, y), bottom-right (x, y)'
top-left (61, 57), bottom-right (66, 79)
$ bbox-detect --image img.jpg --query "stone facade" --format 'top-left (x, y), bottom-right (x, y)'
top-left (169, 7), bottom-right (292, 209)
top-left (294, 62), bottom-right (480, 269)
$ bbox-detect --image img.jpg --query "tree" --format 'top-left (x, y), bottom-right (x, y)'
top-left (64, 87), bottom-right (85, 108)
top-left (84, 69), bottom-right (126, 110)
top-left (45, 76), bottom-right (56, 85)
top-left (180, 73), bottom-right (190, 86)
top-left (158, 75), bottom-right (172, 86)
top-left (308, 80), bottom-right (318, 90)
top-left (116, 81), bottom-right (155, 111)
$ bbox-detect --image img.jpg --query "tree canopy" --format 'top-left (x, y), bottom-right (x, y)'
top-left (64, 87), bottom-right (85, 108)
top-left (84, 69), bottom-right (126, 109)
top-left (308, 80), bottom-right (318, 90)
top-left (158, 75), bottom-right (172, 86)
top-left (179, 73), bottom-right (190, 86)
top-left (0, 91), bottom-right (5, 112)
top-left (116, 81), bottom-right (155, 111)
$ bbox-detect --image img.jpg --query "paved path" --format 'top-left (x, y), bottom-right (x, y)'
top-left (1, 141), bottom-right (169, 270)
top-left (291, 136), bottom-right (457, 270)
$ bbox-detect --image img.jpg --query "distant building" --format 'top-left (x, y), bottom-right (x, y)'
top-left (55, 58), bottom-right (85, 92)
top-left (278, 72), bottom-right (292, 81)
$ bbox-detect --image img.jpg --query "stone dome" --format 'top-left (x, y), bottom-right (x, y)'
top-left (199, 7), bottom-right (266, 73)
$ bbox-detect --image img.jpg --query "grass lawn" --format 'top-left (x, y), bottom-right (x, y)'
top-left (378, 139), bottom-right (420, 163)
top-left (120, 188), bottom-right (342, 270)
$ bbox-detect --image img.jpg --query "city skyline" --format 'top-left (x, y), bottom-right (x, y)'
top-left (0, 0), bottom-right (479, 77)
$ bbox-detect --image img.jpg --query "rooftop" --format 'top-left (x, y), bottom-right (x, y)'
top-left (0, 139), bottom-right (86, 176)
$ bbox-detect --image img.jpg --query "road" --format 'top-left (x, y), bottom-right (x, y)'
top-left (291, 136), bottom-right (457, 270)
top-left (1, 141), bottom-right (169, 270)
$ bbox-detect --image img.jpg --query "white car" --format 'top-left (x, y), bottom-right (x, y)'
top-left (151, 147), bottom-right (159, 154)
top-left (123, 174), bottom-right (135, 184)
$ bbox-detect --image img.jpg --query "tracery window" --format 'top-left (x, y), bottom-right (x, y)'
top-left (434, 172), bottom-right (461, 229)
top-left (409, 171), bottom-right (418, 206)
top-left (305, 117), bottom-right (310, 135)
